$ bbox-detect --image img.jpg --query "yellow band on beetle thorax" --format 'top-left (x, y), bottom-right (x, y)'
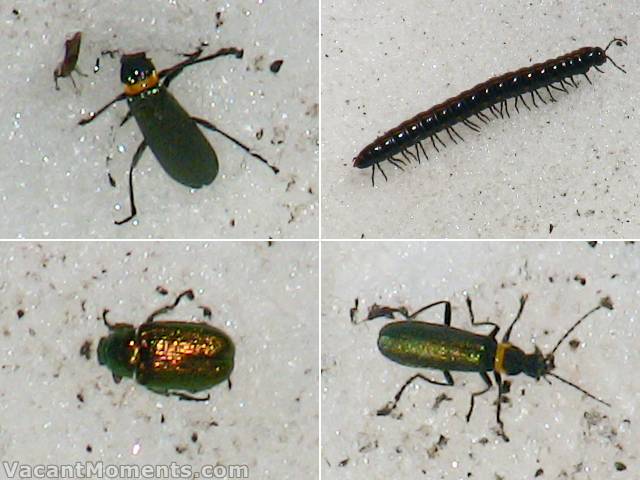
top-left (494, 342), bottom-right (512, 374)
top-left (123, 70), bottom-right (159, 96)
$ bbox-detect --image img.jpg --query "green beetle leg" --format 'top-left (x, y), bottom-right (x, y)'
top-left (408, 300), bottom-right (451, 324)
top-left (115, 140), bottom-right (147, 225)
top-left (159, 47), bottom-right (244, 88)
top-left (465, 371), bottom-right (493, 423)
top-left (145, 289), bottom-right (195, 323)
top-left (171, 391), bottom-right (211, 402)
top-left (494, 371), bottom-right (510, 441)
top-left (119, 110), bottom-right (133, 127)
top-left (501, 294), bottom-right (528, 342)
top-left (192, 117), bottom-right (279, 174)
top-left (101, 309), bottom-right (113, 329)
top-left (78, 93), bottom-right (127, 125)
top-left (377, 371), bottom-right (455, 416)
top-left (465, 296), bottom-right (500, 337)
top-left (145, 386), bottom-right (209, 402)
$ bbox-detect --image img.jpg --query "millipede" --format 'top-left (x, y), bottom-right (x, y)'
top-left (354, 38), bottom-right (628, 185)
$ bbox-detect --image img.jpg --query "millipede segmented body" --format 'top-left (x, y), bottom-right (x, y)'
top-left (354, 38), bottom-right (627, 185)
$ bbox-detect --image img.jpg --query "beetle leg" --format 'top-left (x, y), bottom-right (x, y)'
top-left (465, 296), bottom-right (500, 338)
top-left (408, 300), bottom-right (452, 326)
top-left (78, 93), bottom-right (127, 125)
top-left (377, 371), bottom-right (454, 416)
top-left (364, 304), bottom-right (409, 322)
top-left (465, 371), bottom-right (493, 422)
top-left (172, 391), bottom-right (211, 402)
top-left (119, 110), bottom-right (133, 127)
top-left (199, 305), bottom-right (212, 319)
top-left (501, 294), bottom-right (528, 342)
top-left (101, 308), bottom-right (113, 328)
top-left (159, 47), bottom-right (244, 88)
top-left (114, 140), bottom-right (147, 225)
top-left (494, 371), bottom-right (509, 441)
top-left (192, 117), bottom-right (279, 174)
top-left (146, 289), bottom-right (196, 323)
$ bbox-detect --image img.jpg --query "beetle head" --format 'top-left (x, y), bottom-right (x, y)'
top-left (120, 52), bottom-right (159, 96)
top-left (97, 324), bottom-right (137, 381)
top-left (521, 346), bottom-right (550, 380)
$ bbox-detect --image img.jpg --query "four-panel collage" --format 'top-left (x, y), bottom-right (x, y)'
top-left (1, 0), bottom-right (638, 479)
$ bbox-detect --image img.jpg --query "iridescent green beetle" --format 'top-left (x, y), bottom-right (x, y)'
top-left (97, 290), bottom-right (234, 401)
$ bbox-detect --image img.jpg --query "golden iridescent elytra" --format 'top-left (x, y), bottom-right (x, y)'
top-left (97, 290), bottom-right (234, 401)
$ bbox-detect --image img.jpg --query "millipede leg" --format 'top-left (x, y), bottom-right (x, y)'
top-left (377, 162), bottom-right (388, 182)
top-left (594, 65), bottom-right (605, 74)
top-left (518, 95), bottom-right (531, 111)
top-left (451, 126), bottom-right (465, 142)
top-left (433, 133), bottom-right (447, 149)
top-left (530, 91), bottom-right (538, 108)
top-left (488, 105), bottom-right (500, 119)
top-left (388, 157), bottom-right (405, 170)
top-left (476, 112), bottom-right (490, 123)
top-left (582, 72), bottom-right (592, 85)
top-left (463, 119), bottom-right (481, 132)
top-left (545, 85), bottom-right (557, 102)
top-left (430, 136), bottom-right (440, 152)
top-left (370, 164), bottom-right (376, 186)
top-left (503, 100), bottom-right (510, 118)
top-left (416, 142), bottom-right (428, 161)
top-left (568, 75), bottom-right (579, 88)
top-left (513, 96), bottom-right (520, 113)
top-left (550, 83), bottom-right (568, 94)
top-left (446, 128), bottom-right (458, 144)
top-left (534, 89), bottom-right (547, 105)
top-left (402, 149), bottom-right (417, 164)
top-left (561, 78), bottom-right (574, 90)
top-left (413, 144), bottom-right (422, 163)
top-left (392, 155), bottom-right (408, 166)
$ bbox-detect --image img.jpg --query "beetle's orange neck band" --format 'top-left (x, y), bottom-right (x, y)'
top-left (494, 342), bottom-right (511, 374)
top-left (123, 71), bottom-right (159, 96)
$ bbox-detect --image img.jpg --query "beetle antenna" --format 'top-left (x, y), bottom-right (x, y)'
top-left (549, 297), bottom-right (613, 356)
top-left (547, 372), bottom-right (611, 407)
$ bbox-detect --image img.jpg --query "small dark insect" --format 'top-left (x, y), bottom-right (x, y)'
top-left (270, 59), bottom-right (284, 73)
top-left (360, 295), bottom-right (613, 439)
top-left (54, 32), bottom-right (87, 90)
top-left (614, 462), bottom-right (627, 471)
top-left (79, 46), bottom-right (279, 224)
top-left (354, 39), bottom-right (628, 185)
